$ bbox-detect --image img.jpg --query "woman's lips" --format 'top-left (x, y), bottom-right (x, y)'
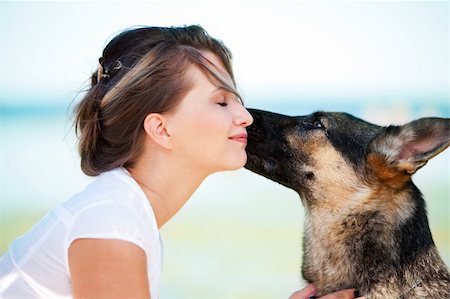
top-left (229, 133), bottom-right (248, 144)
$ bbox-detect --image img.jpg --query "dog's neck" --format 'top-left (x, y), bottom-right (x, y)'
top-left (304, 180), bottom-right (418, 230)
top-left (303, 182), bottom-right (429, 262)
top-left (301, 183), bottom-right (439, 296)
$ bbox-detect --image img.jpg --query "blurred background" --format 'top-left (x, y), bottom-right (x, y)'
top-left (0, 1), bottom-right (448, 298)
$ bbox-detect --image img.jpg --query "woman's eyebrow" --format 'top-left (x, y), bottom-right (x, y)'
top-left (209, 87), bottom-right (243, 104)
top-left (209, 87), bottom-right (226, 94)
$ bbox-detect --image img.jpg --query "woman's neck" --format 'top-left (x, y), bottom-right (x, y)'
top-left (127, 152), bottom-right (208, 228)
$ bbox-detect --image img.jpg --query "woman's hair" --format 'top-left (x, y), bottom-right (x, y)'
top-left (74, 25), bottom-right (240, 176)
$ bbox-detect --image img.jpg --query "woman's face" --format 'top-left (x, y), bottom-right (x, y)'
top-left (166, 52), bottom-right (253, 174)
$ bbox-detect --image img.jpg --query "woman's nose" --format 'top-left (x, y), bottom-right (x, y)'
top-left (234, 104), bottom-right (254, 127)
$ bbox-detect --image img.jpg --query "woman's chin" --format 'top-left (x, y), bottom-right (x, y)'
top-left (210, 152), bottom-right (248, 173)
top-left (227, 154), bottom-right (248, 170)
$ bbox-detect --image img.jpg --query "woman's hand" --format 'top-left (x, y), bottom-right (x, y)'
top-left (289, 284), bottom-right (365, 299)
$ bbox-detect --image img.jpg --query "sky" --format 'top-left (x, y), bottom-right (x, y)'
top-left (0, 1), bottom-right (448, 107)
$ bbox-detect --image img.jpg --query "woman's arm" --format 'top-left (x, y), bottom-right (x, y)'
top-left (68, 238), bottom-right (151, 299)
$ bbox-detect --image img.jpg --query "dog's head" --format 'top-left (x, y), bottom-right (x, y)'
top-left (245, 108), bottom-right (450, 209)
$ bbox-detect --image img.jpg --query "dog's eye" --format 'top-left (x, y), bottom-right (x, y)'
top-left (302, 117), bottom-right (326, 130)
top-left (313, 120), bottom-right (323, 129)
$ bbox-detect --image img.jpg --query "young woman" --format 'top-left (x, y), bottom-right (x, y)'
top-left (0, 25), bottom-right (362, 299)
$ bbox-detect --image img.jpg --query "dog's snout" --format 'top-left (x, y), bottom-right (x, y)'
top-left (247, 124), bottom-right (265, 143)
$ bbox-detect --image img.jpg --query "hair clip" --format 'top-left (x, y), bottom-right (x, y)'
top-left (97, 57), bottom-right (123, 81)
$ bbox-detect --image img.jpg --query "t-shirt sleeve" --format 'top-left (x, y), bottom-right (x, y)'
top-left (65, 201), bottom-right (149, 261)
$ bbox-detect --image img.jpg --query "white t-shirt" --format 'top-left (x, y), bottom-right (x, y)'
top-left (0, 168), bottom-right (162, 298)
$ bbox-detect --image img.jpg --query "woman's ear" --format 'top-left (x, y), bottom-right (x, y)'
top-left (143, 113), bottom-right (173, 150)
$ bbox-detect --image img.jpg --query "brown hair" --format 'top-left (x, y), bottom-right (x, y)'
top-left (74, 25), bottom-right (240, 176)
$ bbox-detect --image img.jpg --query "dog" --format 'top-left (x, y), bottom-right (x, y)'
top-left (244, 108), bottom-right (450, 298)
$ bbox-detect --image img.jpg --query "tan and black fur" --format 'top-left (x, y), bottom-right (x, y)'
top-left (244, 109), bottom-right (450, 298)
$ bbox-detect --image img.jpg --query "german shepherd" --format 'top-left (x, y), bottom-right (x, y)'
top-left (244, 108), bottom-right (450, 298)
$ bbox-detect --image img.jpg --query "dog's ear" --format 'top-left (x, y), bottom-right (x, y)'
top-left (369, 118), bottom-right (450, 175)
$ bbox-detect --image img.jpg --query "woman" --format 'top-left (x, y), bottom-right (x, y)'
top-left (0, 25), bottom-right (362, 299)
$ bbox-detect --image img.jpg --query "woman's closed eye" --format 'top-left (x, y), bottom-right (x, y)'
top-left (215, 96), bottom-right (228, 107)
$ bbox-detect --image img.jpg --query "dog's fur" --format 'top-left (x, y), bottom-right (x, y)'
top-left (244, 109), bottom-right (450, 298)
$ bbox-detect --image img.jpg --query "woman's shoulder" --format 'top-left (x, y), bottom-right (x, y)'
top-left (59, 167), bottom-right (158, 242)
top-left (65, 198), bottom-right (154, 249)
top-left (64, 168), bottom-right (145, 213)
